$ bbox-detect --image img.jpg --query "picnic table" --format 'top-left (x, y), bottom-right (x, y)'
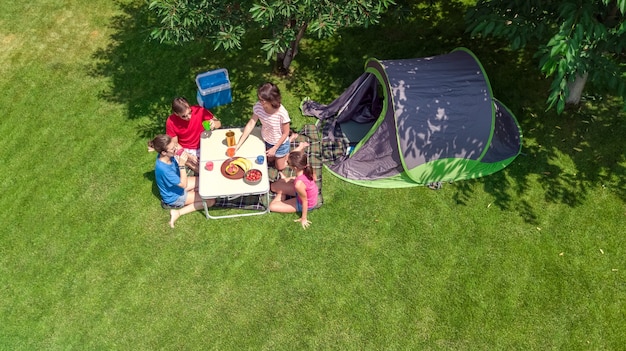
top-left (198, 127), bottom-right (270, 219)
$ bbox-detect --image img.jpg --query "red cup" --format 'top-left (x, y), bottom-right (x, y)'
top-left (226, 147), bottom-right (235, 157)
top-left (205, 161), bottom-right (214, 171)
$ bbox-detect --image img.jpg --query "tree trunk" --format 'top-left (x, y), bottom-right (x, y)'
top-left (275, 22), bottom-right (308, 75)
top-left (566, 72), bottom-right (588, 105)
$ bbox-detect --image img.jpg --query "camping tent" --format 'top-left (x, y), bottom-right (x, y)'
top-left (301, 47), bottom-right (522, 188)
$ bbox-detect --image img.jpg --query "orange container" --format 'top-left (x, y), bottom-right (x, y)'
top-left (225, 130), bottom-right (236, 147)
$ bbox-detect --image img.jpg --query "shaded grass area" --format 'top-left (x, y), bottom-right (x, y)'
top-left (1, 0), bottom-right (625, 349)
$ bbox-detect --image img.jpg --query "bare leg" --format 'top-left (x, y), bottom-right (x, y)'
top-left (289, 132), bottom-right (299, 143)
top-left (273, 142), bottom-right (310, 179)
top-left (274, 154), bottom-right (288, 178)
top-left (169, 203), bottom-right (201, 228)
top-left (169, 209), bottom-right (181, 228)
top-left (169, 192), bottom-right (214, 228)
top-left (269, 197), bottom-right (298, 213)
top-left (186, 155), bottom-right (199, 174)
top-left (185, 176), bottom-right (198, 191)
top-left (271, 178), bottom-right (295, 196)
top-left (292, 141), bottom-right (309, 152)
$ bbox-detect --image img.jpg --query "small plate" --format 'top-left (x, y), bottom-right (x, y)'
top-left (220, 157), bottom-right (244, 179)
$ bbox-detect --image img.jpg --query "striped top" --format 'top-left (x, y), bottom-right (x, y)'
top-left (253, 102), bottom-right (290, 145)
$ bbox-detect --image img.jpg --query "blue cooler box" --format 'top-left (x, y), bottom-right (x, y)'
top-left (196, 68), bottom-right (232, 109)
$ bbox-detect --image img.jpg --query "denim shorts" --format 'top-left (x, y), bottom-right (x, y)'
top-left (265, 141), bottom-right (290, 158)
top-left (295, 194), bottom-right (316, 213)
top-left (169, 190), bottom-right (188, 207)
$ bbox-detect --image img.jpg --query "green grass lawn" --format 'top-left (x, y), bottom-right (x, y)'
top-left (1, 0), bottom-right (625, 349)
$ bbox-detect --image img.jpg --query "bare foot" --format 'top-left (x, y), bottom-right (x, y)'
top-left (169, 209), bottom-right (181, 228)
top-left (293, 141), bottom-right (310, 152)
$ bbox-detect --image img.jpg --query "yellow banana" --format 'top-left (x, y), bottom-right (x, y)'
top-left (238, 159), bottom-right (249, 172)
top-left (241, 158), bottom-right (252, 171)
top-left (231, 158), bottom-right (250, 172)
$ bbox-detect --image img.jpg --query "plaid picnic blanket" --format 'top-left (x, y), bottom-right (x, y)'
top-left (300, 98), bottom-right (353, 166)
top-left (161, 195), bottom-right (265, 210)
top-left (214, 195), bottom-right (266, 210)
top-left (317, 119), bottom-right (351, 165)
top-left (159, 124), bottom-right (333, 212)
top-left (267, 123), bottom-right (325, 208)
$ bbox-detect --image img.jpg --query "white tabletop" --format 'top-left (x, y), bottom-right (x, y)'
top-left (198, 127), bottom-right (269, 199)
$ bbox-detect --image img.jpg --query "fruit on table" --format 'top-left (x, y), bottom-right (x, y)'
top-left (245, 169), bottom-right (262, 182)
top-left (230, 158), bottom-right (252, 172)
top-left (225, 163), bottom-right (239, 175)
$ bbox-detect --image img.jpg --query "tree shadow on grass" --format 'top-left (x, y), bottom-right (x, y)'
top-left (288, 0), bottom-right (473, 103)
top-left (289, 0), bottom-right (626, 223)
top-left (450, 45), bottom-right (626, 221)
top-left (88, 0), bottom-right (625, 223)
top-left (87, 0), bottom-right (272, 140)
top-left (143, 170), bottom-right (160, 201)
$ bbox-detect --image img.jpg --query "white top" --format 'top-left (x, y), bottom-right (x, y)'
top-left (198, 127), bottom-right (269, 199)
top-left (253, 102), bottom-right (290, 145)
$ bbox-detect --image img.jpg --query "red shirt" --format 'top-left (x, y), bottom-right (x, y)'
top-left (165, 105), bottom-right (214, 149)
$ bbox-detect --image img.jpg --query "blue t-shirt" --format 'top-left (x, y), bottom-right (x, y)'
top-left (155, 156), bottom-right (184, 204)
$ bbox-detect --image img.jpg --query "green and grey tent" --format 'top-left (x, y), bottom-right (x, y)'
top-left (301, 48), bottom-right (523, 188)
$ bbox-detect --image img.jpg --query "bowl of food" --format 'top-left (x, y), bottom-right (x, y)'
top-left (243, 169), bottom-right (263, 185)
top-left (224, 162), bottom-right (239, 176)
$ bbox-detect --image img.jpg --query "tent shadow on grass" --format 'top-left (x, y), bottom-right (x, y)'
top-left (295, 2), bottom-right (626, 219)
top-left (89, 0), bottom-right (626, 221)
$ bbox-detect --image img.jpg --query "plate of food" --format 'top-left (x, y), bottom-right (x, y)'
top-left (243, 168), bottom-right (263, 185)
top-left (220, 157), bottom-right (251, 180)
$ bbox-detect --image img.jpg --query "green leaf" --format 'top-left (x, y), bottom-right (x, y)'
top-left (617, 22), bottom-right (626, 36)
top-left (471, 21), bottom-right (488, 36)
top-left (512, 35), bottom-right (521, 50)
top-left (250, 3), bottom-right (271, 21)
top-left (557, 96), bottom-right (565, 114)
top-left (550, 42), bottom-right (565, 57)
top-left (547, 33), bottom-right (564, 47)
top-left (484, 21), bottom-right (495, 36)
top-left (542, 59), bottom-right (558, 76)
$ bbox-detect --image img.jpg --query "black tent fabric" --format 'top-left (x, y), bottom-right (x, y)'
top-left (301, 48), bottom-right (522, 188)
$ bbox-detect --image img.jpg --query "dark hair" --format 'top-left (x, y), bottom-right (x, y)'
top-left (148, 134), bottom-right (172, 154)
top-left (257, 82), bottom-right (281, 109)
top-left (172, 97), bottom-right (190, 115)
top-left (288, 151), bottom-right (314, 181)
